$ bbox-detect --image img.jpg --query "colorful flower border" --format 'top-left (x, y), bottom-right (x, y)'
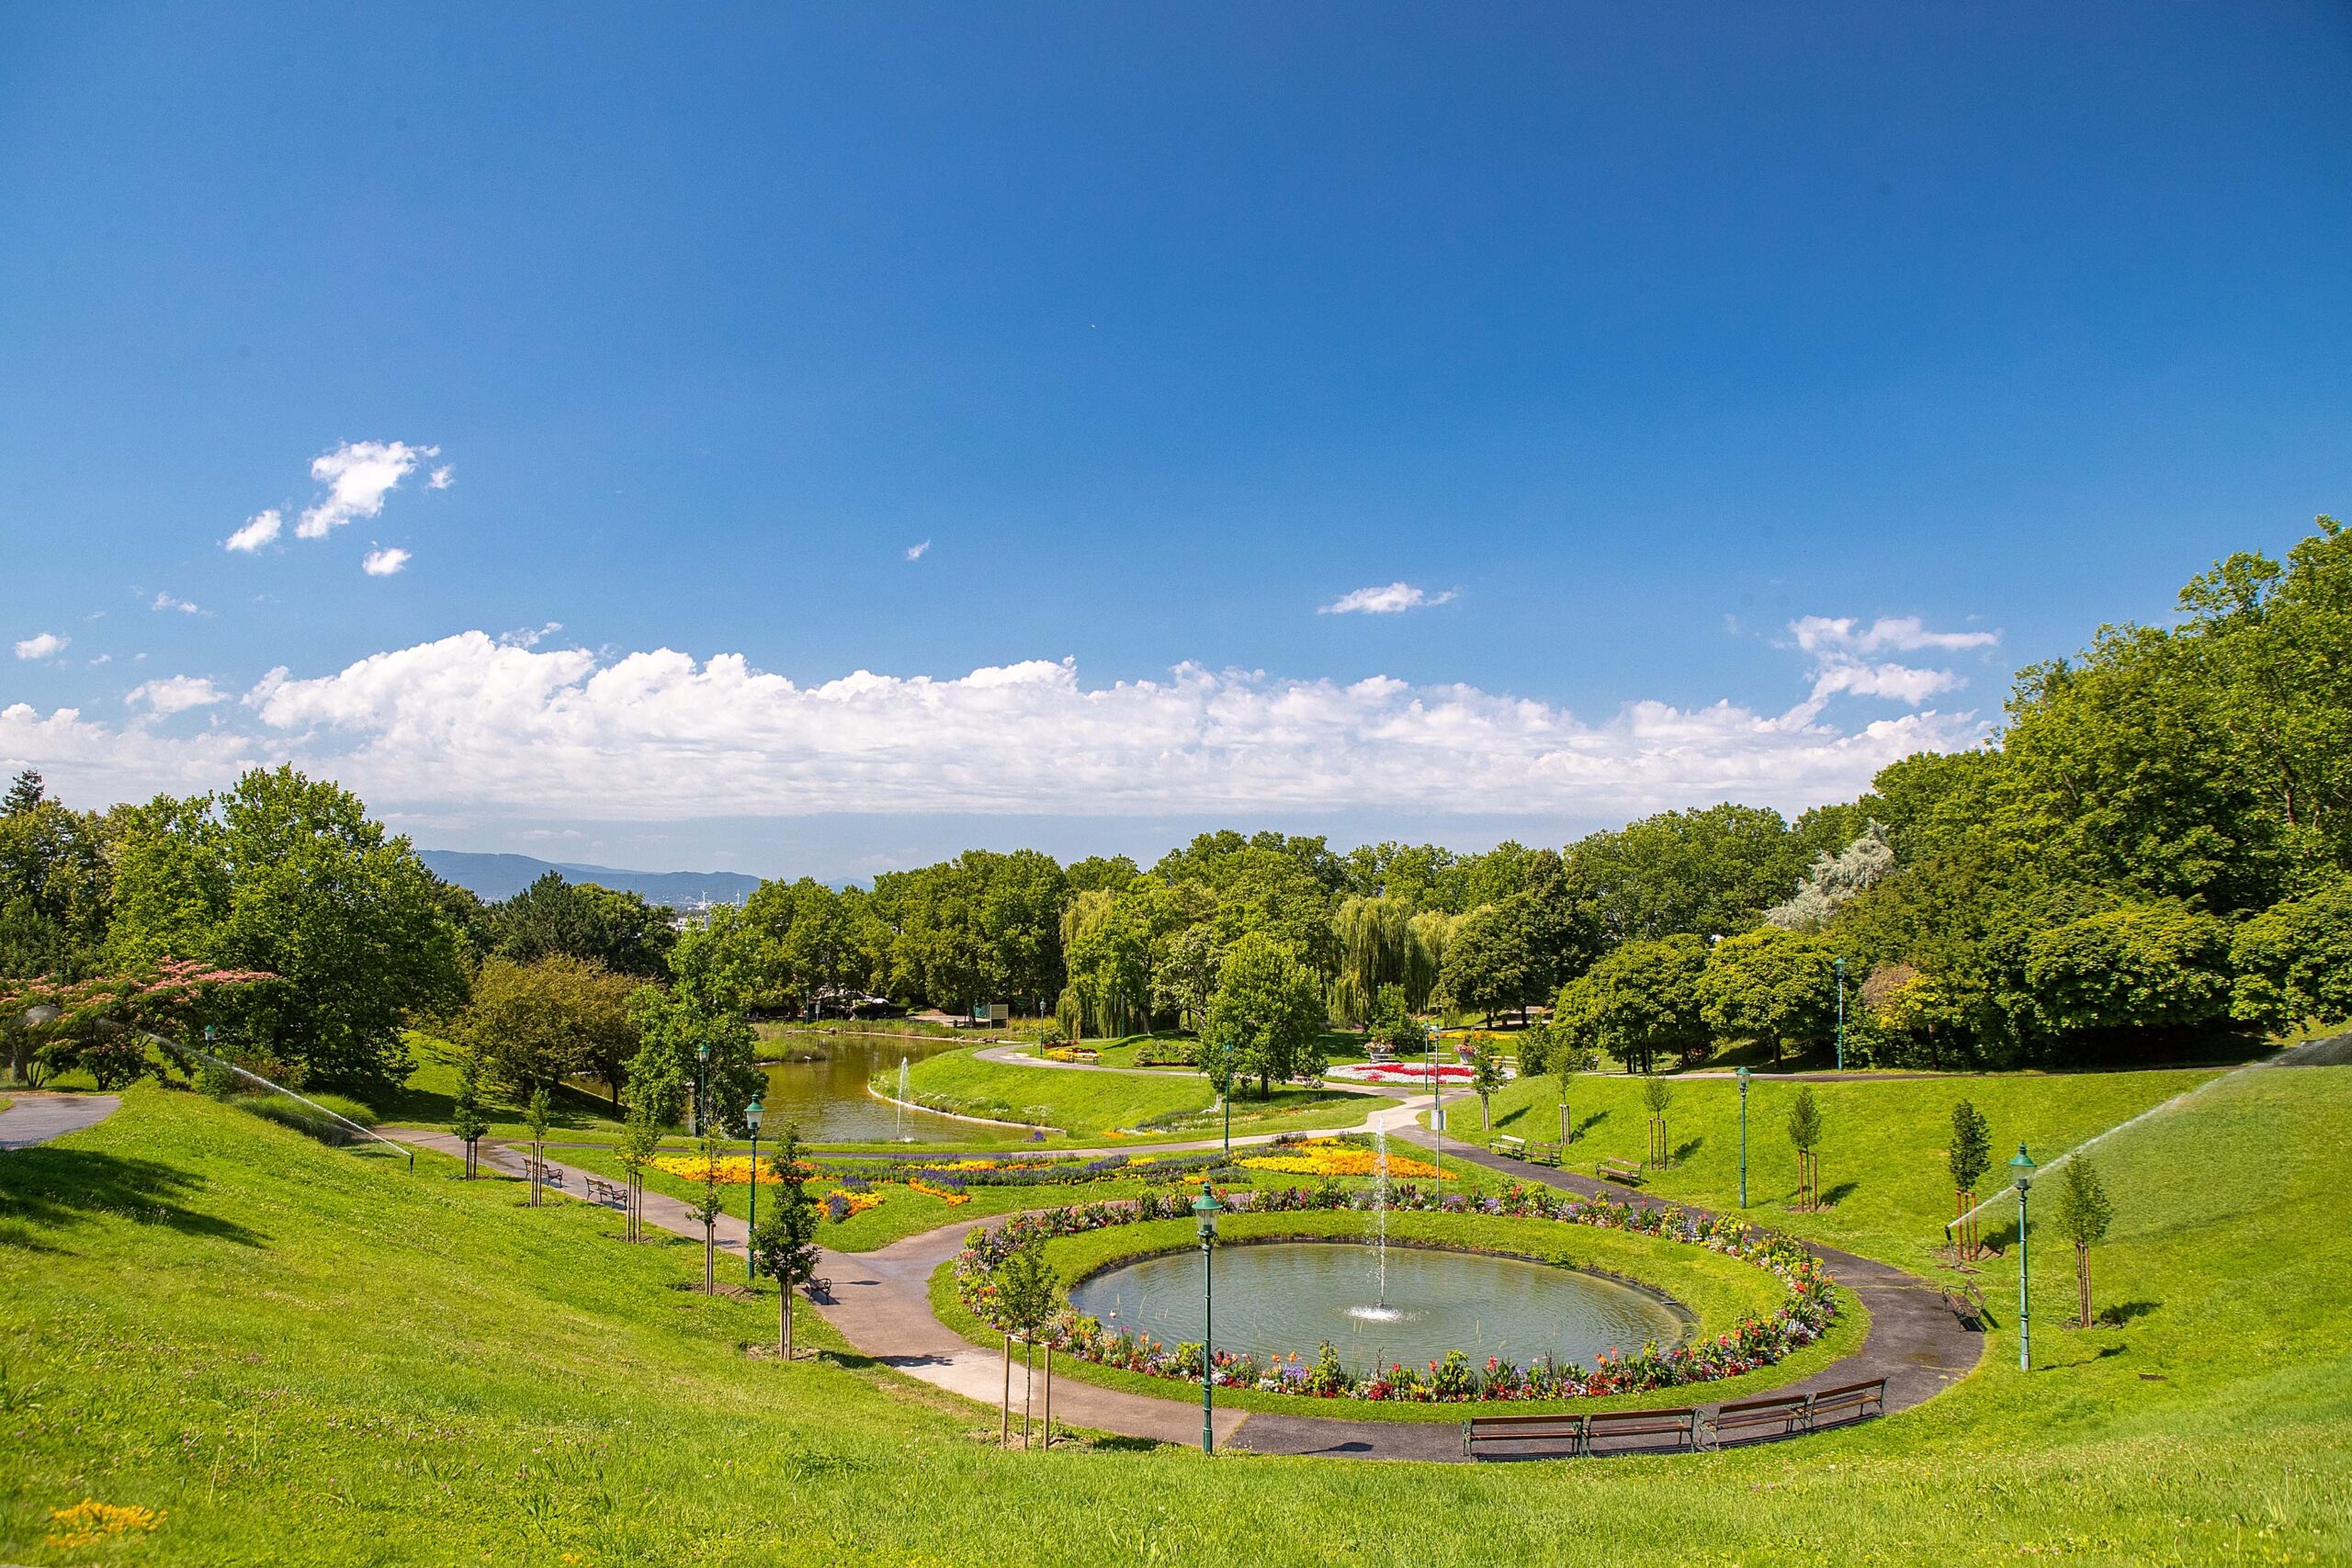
top-left (953, 1183), bottom-right (1838, 1404)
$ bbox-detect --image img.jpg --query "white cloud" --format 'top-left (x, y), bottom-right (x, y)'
top-left (224, 509), bottom-right (283, 553)
top-left (500, 621), bottom-right (565, 649)
top-left (298, 440), bottom-right (438, 539)
top-left (152, 592), bottom-right (201, 615)
top-left (361, 547), bottom-right (412, 577)
top-left (128, 675), bottom-right (225, 716)
top-left (0, 634), bottom-right (1988, 822)
top-left (906, 540), bottom-right (932, 561)
top-left (1790, 615), bottom-right (2000, 656)
top-left (13, 633), bottom-right (67, 660)
top-left (1807, 657), bottom-right (1964, 705)
top-left (427, 465), bottom-right (455, 490)
top-left (1321, 582), bottom-right (1458, 615)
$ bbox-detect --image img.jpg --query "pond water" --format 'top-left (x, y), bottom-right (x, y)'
top-left (756, 1032), bottom-right (977, 1145)
top-left (1067, 1241), bottom-right (1690, 1374)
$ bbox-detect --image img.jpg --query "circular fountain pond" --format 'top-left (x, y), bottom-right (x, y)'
top-left (1067, 1241), bottom-right (1692, 1374)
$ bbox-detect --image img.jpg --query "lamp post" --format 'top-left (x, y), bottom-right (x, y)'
top-left (1424, 1022), bottom-right (1444, 1134)
top-left (1221, 1039), bottom-right (1234, 1158)
top-left (1834, 955), bottom-right (1846, 1072)
top-left (744, 1097), bottom-right (763, 1281)
top-left (1193, 1179), bottom-right (1222, 1454)
top-left (1737, 1066), bottom-right (1749, 1209)
top-left (695, 1041), bottom-right (710, 1136)
top-left (2010, 1143), bottom-right (2037, 1371)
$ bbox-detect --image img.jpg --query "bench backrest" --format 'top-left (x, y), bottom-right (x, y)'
top-left (1465, 1412), bottom-right (1587, 1430)
top-left (1589, 1407), bottom-right (1695, 1427)
top-left (1809, 1380), bottom-right (1885, 1408)
top-left (1715, 1394), bottom-right (1808, 1420)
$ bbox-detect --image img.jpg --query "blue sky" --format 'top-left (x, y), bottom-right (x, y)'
top-left (3, 4), bottom-right (2348, 878)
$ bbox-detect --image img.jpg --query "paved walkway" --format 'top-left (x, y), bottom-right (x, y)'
top-left (384, 1100), bottom-right (1979, 1461)
top-left (0, 1091), bottom-right (119, 1150)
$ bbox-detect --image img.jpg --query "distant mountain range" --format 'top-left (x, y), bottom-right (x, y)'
top-left (418, 850), bottom-right (765, 908)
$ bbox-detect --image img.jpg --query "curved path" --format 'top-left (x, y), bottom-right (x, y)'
top-left (387, 1093), bottom-right (1979, 1461)
top-left (0, 1091), bottom-right (119, 1150)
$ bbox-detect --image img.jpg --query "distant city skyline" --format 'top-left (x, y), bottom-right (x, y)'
top-left (4, 5), bottom-right (2347, 878)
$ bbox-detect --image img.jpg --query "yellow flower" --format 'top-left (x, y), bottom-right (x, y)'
top-left (1238, 1140), bottom-right (1441, 1179)
top-left (45, 1500), bottom-right (163, 1549)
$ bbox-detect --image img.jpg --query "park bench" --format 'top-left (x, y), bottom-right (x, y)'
top-left (1940, 1284), bottom-right (1986, 1331)
top-left (1461, 1410), bottom-right (1588, 1459)
top-left (523, 1159), bottom-right (565, 1189)
top-left (1804, 1378), bottom-right (1886, 1431)
top-left (1702, 1393), bottom-right (1812, 1448)
top-left (1583, 1406), bottom-right (1700, 1455)
top-left (1597, 1157), bottom-right (1644, 1187)
top-left (801, 1277), bottom-right (832, 1302)
top-left (584, 1176), bottom-right (626, 1208)
top-left (1526, 1142), bottom-right (1562, 1167)
top-left (1491, 1134), bottom-right (1528, 1159)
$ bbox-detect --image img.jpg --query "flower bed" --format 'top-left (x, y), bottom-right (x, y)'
top-left (953, 1184), bottom-right (1837, 1404)
top-left (1238, 1139), bottom-right (1442, 1180)
top-left (1328, 1062), bottom-right (1481, 1085)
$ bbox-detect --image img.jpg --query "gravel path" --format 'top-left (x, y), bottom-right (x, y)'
top-left (0, 1091), bottom-right (120, 1150)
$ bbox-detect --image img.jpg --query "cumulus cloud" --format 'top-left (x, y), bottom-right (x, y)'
top-left (152, 592), bottom-right (201, 615)
top-left (13, 633), bottom-right (68, 660)
top-left (298, 441), bottom-right (438, 539)
top-left (1, 635), bottom-right (1987, 823)
top-left (362, 547), bottom-right (412, 577)
top-left (128, 675), bottom-right (224, 716)
top-left (1790, 615), bottom-right (2000, 656)
top-left (1807, 658), bottom-right (1964, 705)
top-left (906, 540), bottom-right (932, 561)
top-left (427, 465), bottom-right (455, 490)
top-left (224, 509), bottom-right (283, 553)
top-left (1322, 582), bottom-right (1457, 615)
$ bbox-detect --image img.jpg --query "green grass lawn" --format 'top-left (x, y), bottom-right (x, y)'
top-left (926, 1206), bottom-right (1868, 1422)
top-left (899, 1045), bottom-right (1372, 1143)
top-left (2, 1067), bottom-right (2347, 1565)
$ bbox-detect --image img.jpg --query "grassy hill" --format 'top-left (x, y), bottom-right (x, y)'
top-left (2, 1068), bottom-right (2346, 1565)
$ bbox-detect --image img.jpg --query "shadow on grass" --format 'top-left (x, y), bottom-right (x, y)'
top-left (1820, 1179), bottom-right (1860, 1208)
top-left (1672, 1136), bottom-right (1706, 1164)
top-left (2096, 1300), bottom-right (2159, 1326)
top-left (1574, 1110), bottom-right (1611, 1138)
top-left (0, 1148), bottom-right (266, 1248)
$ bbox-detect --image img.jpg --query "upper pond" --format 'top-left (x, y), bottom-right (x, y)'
top-left (757, 1031), bottom-right (977, 1144)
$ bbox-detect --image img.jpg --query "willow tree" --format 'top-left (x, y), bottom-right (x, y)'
top-left (1332, 896), bottom-right (1417, 1029)
top-left (1404, 910), bottom-right (1454, 1014)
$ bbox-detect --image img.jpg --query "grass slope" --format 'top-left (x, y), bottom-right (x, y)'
top-left (1, 1069), bottom-right (2346, 1565)
top-left (899, 1046), bottom-right (1370, 1142)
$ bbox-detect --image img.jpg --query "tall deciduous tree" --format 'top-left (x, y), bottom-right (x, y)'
top-left (107, 766), bottom-right (464, 1093)
top-left (488, 871), bottom-right (675, 978)
top-left (1697, 926), bottom-right (1837, 1066)
top-left (1555, 933), bottom-right (1710, 1073)
top-left (750, 1127), bottom-right (822, 1358)
top-left (456, 954), bottom-right (639, 1102)
top-left (625, 987), bottom-right (759, 1133)
top-left (1200, 932), bottom-right (1327, 1098)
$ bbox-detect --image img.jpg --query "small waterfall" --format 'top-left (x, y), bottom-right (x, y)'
top-left (896, 1056), bottom-right (910, 1143)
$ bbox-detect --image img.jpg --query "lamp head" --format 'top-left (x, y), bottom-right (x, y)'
top-left (2008, 1143), bottom-right (2037, 1188)
top-left (1192, 1179), bottom-right (1222, 1238)
top-left (745, 1098), bottom-right (763, 1134)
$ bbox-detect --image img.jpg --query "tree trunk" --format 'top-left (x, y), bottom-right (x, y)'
top-left (1042, 1344), bottom-right (1052, 1450)
top-left (1001, 1334), bottom-right (1012, 1448)
top-left (1022, 1339), bottom-right (1035, 1449)
top-left (2076, 1241), bottom-right (2093, 1328)
top-left (782, 1284), bottom-right (794, 1359)
top-left (1479, 1093), bottom-right (1490, 1131)
top-left (704, 1222), bottom-right (716, 1294)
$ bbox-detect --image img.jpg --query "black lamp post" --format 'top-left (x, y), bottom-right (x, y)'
top-left (1834, 955), bottom-right (1847, 1071)
top-left (744, 1096), bottom-right (763, 1281)
top-left (1737, 1065), bottom-right (1750, 1209)
top-left (2010, 1143), bottom-right (2037, 1371)
top-left (1193, 1179), bottom-right (1221, 1454)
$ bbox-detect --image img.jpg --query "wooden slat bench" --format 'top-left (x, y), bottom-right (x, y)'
top-left (1491, 1134), bottom-right (1528, 1159)
top-left (1527, 1142), bottom-right (1563, 1167)
top-left (1940, 1286), bottom-right (1986, 1330)
top-left (1584, 1406), bottom-right (1699, 1455)
top-left (1703, 1393), bottom-right (1812, 1448)
top-left (522, 1159), bottom-right (565, 1188)
top-left (1598, 1157), bottom-right (1644, 1187)
top-left (801, 1277), bottom-right (833, 1302)
top-left (1804, 1378), bottom-right (1886, 1430)
top-left (584, 1176), bottom-right (626, 1207)
top-left (1461, 1410), bottom-right (1587, 1458)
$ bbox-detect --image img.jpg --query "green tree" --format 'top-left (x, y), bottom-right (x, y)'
top-left (1555, 932), bottom-right (1710, 1073)
top-left (1787, 1086), bottom-right (1824, 1209)
top-left (625, 987), bottom-right (759, 1133)
top-left (1552, 1030), bottom-right (1597, 1147)
top-left (487, 871), bottom-right (675, 978)
top-left (2052, 1157), bottom-right (2116, 1327)
top-left (615, 1100), bottom-right (662, 1243)
top-left (1200, 932), bottom-right (1327, 1098)
top-left (2229, 876), bottom-right (2352, 1030)
top-left (107, 766), bottom-right (464, 1093)
top-left (1948, 1099), bottom-right (1993, 1257)
top-left (0, 769), bottom-right (116, 983)
top-left (1469, 1038), bottom-right (1506, 1131)
top-left (524, 1088), bottom-right (551, 1207)
top-left (991, 1235), bottom-right (1064, 1450)
top-left (749, 1127), bottom-right (822, 1359)
top-left (1562, 803), bottom-right (1808, 943)
top-left (455, 954), bottom-right (639, 1104)
top-left (450, 1051), bottom-right (489, 1179)
top-left (1696, 926), bottom-right (1836, 1066)
top-left (2021, 901), bottom-right (2233, 1039)
top-left (686, 1131), bottom-right (727, 1294)
top-left (1639, 1072), bottom-right (1674, 1167)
